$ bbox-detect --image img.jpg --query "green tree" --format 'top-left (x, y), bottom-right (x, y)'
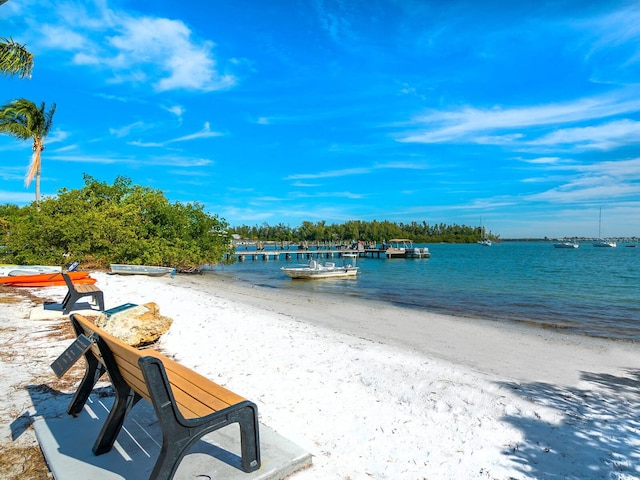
top-left (0, 37), bottom-right (34, 78)
top-left (0, 98), bottom-right (56, 205)
top-left (0, 176), bottom-right (233, 269)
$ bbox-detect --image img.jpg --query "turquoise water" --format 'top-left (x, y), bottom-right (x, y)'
top-left (210, 242), bottom-right (640, 342)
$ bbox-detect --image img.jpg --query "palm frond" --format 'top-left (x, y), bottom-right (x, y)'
top-left (0, 37), bottom-right (34, 79)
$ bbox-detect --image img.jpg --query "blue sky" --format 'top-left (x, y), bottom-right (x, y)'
top-left (2, 0), bottom-right (640, 238)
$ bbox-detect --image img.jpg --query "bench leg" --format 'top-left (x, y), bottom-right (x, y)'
top-left (63, 291), bottom-right (105, 314)
top-left (93, 291), bottom-right (105, 311)
top-left (148, 403), bottom-right (261, 480)
top-left (62, 292), bottom-right (83, 314)
top-left (62, 290), bottom-right (72, 308)
top-left (93, 387), bottom-right (141, 455)
top-left (67, 354), bottom-right (106, 417)
top-left (139, 357), bottom-right (261, 480)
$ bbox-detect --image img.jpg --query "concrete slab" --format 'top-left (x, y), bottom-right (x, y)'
top-left (33, 394), bottom-right (312, 480)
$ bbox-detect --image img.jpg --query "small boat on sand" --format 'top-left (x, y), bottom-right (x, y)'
top-left (281, 254), bottom-right (359, 279)
top-left (0, 265), bottom-right (62, 277)
top-left (0, 271), bottom-right (93, 287)
top-left (109, 264), bottom-right (176, 276)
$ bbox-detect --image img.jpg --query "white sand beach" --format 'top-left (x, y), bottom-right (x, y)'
top-left (1, 271), bottom-right (639, 479)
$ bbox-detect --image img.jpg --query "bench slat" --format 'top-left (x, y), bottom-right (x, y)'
top-left (74, 314), bottom-right (245, 419)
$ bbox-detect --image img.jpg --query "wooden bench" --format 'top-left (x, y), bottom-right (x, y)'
top-left (67, 313), bottom-right (261, 480)
top-left (62, 272), bottom-right (105, 314)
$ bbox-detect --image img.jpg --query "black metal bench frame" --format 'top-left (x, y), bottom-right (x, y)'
top-left (67, 314), bottom-right (261, 480)
top-left (62, 272), bottom-right (105, 314)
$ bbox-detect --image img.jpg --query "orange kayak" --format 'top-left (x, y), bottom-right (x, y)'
top-left (0, 271), bottom-right (91, 286)
top-left (7, 277), bottom-right (97, 287)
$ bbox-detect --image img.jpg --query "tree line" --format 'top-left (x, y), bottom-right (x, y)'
top-left (232, 220), bottom-right (498, 245)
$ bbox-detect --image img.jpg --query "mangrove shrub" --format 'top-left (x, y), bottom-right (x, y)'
top-left (0, 175), bottom-right (232, 269)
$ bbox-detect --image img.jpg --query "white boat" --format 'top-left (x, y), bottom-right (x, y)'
top-left (109, 264), bottom-right (176, 276)
top-left (0, 264), bottom-right (61, 277)
top-left (553, 240), bottom-right (579, 249)
top-left (281, 254), bottom-right (358, 279)
top-left (593, 239), bottom-right (616, 248)
top-left (383, 239), bottom-right (430, 258)
top-left (477, 219), bottom-right (492, 246)
top-left (593, 207), bottom-right (616, 248)
top-left (405, 245), bottom-right (431, 258)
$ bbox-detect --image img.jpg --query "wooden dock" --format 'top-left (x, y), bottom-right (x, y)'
top-left (227, 248), bottom-right (389, 261)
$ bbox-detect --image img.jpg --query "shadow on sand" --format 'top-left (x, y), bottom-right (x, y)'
top-left (498, 369), bottom-right (640, 479)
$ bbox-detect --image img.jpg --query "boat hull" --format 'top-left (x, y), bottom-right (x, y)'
top-left (7, 277), bottom-right (97, 287)
top-left (0, 271), bottom-right (91, 286)
top-left (554, 242), bottom-right (579, 248)
top-left (593, 240), bottom-right (616, 248)
top-left (281, 257), bottom-right (359, 279)
top-left (109, 264), bottom-right (175, 276)
top-left (0, 265), bottom-right (62, 277)
top-left (281, 267), bottom-right (359, 279)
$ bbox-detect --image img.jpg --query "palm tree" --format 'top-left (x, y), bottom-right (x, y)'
top-left (0, 99), bottom-right (56, 205)
top-left (0, 37), bottom-right (33, 78)
top-left (2, 0), bottom-right (34, 78)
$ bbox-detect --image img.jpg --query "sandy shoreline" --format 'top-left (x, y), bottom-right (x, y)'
top-left (179, 271), bottom-right (639, 386)
top-left (2, 271), bottom-right (640, 479)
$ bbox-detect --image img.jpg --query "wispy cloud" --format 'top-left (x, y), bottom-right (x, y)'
top-left (164, 105), bottom-right (185, 122)
top-left (399, 91), bottom-right (640, 147)
top-left (285, 161), bottom-right (428, 181)
top-left (518, 157), bottom-right (562, 165)
top-left (169, 122), bottom-right (223, 143)
top-left (525, 157), bottom-right (640, 203)
top-left (530, 119), bottom-right (640, 150)
top-left (34, 1), bottom-right (236, 92)
top-left (128, 123), bottom-right (223, 148)
top-left (110, 121), bottom-right (145, 138)
top-left (285, 167), bottom-right (371, 180)
top-left (583, 4), bottom-right (640, 62)
top-left (47, 153), bottom-right (213, 168)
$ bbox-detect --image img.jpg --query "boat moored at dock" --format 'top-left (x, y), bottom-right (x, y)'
top-left (382, 239), bottom-right (431, 259)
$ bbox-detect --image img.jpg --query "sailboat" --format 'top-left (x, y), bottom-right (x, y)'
top-left (593, 207), bottom-right (616, 248)
top-left (477, 219), bottom-right (492, 246)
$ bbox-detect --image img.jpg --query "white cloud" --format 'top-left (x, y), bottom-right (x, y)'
top-left (168, 123), bottom-right (223, 143)
top-left (520, 157), bottom-right (562, 165)
top-left (399, 92), bottom-right (640, 147)
top-left (36, 3), bottom-right (236, 93)
top-left (285, 167), bottom-right (371, 180)
top-left (110, 121), bottom-right (145, 138)
top-left (164, 105), bottom-right (185, 121)
top-left (525, 157), bottom-right (640, 204)
top-left (530, 119), bottom-right (640, 150)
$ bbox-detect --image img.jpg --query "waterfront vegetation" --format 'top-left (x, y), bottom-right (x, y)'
top-left (0, 176), bottom-right (231, 270)
top-left (0, 175), bottom-right (499, 269)
top-left (232, 220), bottom-right (497, 245)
